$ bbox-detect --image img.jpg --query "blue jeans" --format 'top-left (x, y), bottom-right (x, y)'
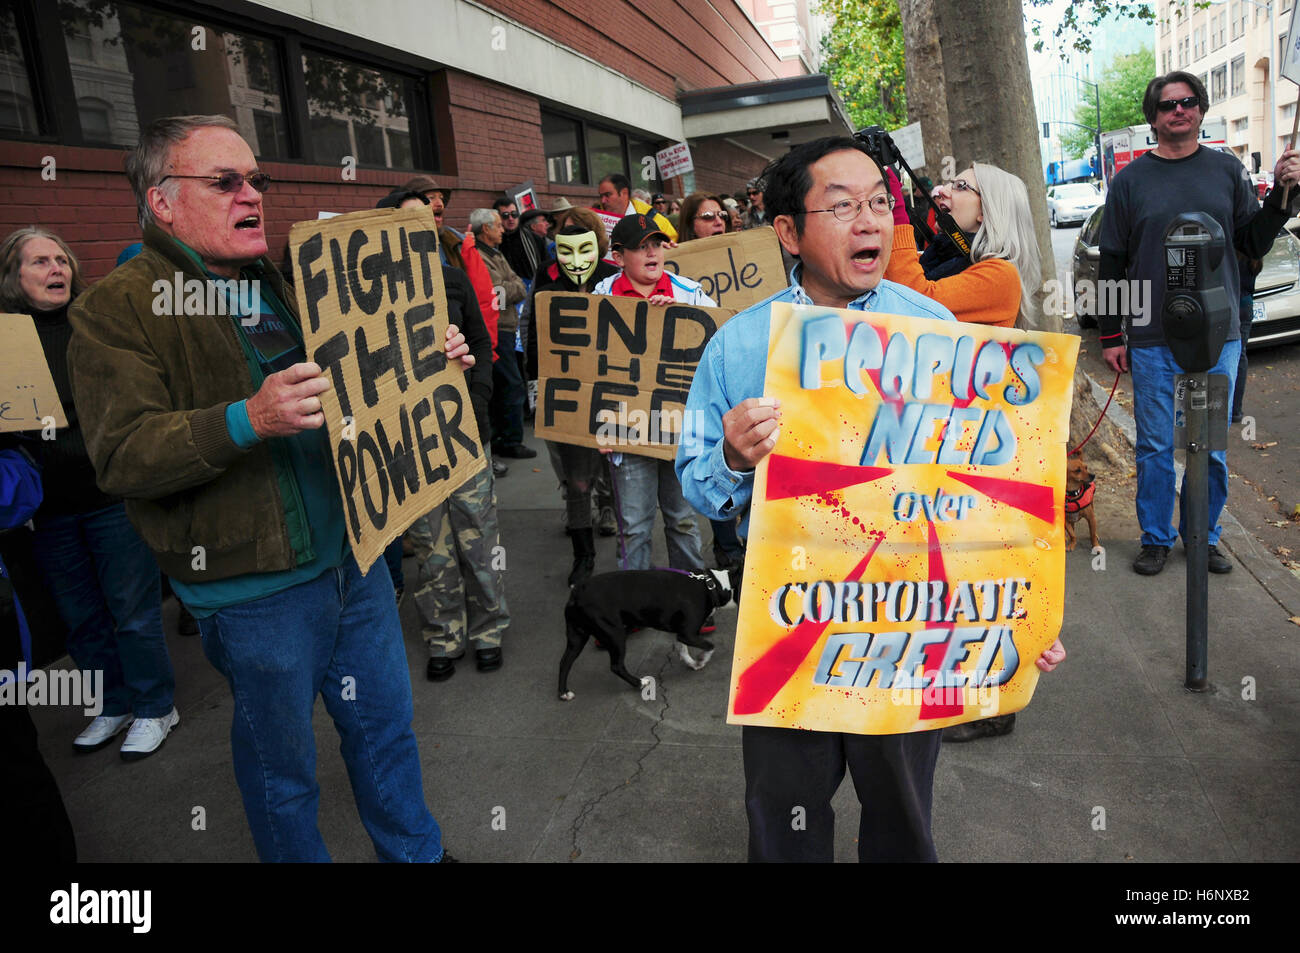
top-left (611, 454), bottom-right (705, 571)
top-left (1130, 340), bottom-right (1240, 548)
top-left (195, 552), bottom-right (442, 862)
top-left (32, 503), bottom-right (173, 718)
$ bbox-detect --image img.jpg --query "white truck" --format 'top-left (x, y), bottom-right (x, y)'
top-left (1100, 116), bottom-right (1229, 186)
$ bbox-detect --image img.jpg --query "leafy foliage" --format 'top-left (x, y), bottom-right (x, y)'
top-left (1026, 0), bottom-right (1158, 56)
top-left (1060, 46), bottom-right (1154, 157)
top-left (818, 0), bottom-right (907, 131)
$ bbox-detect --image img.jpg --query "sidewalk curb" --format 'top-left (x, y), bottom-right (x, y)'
top-left (1086, 371), bottom-right (1300, 618)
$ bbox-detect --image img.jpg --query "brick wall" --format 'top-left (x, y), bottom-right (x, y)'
top-left (689, 138), bottom-right (769, 198)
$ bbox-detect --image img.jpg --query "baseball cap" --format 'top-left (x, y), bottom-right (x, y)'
top-left (610, 213), bottom-right (668, 250)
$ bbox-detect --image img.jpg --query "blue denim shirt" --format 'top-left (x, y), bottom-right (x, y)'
top-left (675, 268), bottom-right (955, 536)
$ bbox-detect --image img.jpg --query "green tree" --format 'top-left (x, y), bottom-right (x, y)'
top-left (818, 0), bottom-right (908, 131)
top-left (1060, 46), bottom-right (1155, 158)
top-left (1025, 1), bottom-right (1158, 56)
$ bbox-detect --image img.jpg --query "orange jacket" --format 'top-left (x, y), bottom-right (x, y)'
top-left (885, 224), bottom-right (1020, 328)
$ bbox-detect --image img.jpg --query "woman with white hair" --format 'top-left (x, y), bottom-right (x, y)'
top-left (885, 163), bottom-right (1041, 330)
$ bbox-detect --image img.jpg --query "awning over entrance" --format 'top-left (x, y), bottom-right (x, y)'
top-left (678, 75), bottom-right (853, 161)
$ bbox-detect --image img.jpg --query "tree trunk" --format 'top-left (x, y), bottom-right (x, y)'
top-left (899, 0), bottom-right (952, 176)
top-left (931, 0), bottom-right (1057, 334)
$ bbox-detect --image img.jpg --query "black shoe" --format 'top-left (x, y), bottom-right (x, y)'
top-left (475, 648), bottom-right (502, 672)
top-left (437, 850), bottom-right (460, 863)
top-left (496, 443), bottom-right (538, 459)
top-left (1132, 544), bottom-right (1171, 576)
top-left (426, 657), bottom-right (456, 682)
top-left (492, 459), bottom-right (509, 477)
top-left (1207, 544), bottom-right (1233, 574)
top-left (177, 606), bottom-right (199, 637)
top-left (942, 713), bottom-right (1016, 743)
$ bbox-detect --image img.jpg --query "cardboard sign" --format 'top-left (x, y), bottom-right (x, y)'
top-left (535, 292), bottom-right (734, 461)
top-left (289, 206), bottom-right (486, 573)
top-left (889, 121), bottom-right (926, 169)
top-left (509, 179), bottom-right (538, 213)
top-left (727, 302), bottom-right (1078, 734)
top-left (0, 313), bottom-right (67, 433)
top-left (1283, 1), bottom-right (1300, 86)
top-left (656, 141), bottom-right (694, 179)
top-left (663, 227), bottom-right (788, 311)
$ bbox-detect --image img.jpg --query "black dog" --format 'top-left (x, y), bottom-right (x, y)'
top-left (558, 568), bottom-right (738, 701)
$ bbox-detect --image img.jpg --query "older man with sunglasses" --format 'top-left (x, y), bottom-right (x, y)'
top-left (1097, 73), bottom-right (1300, 578)
top-left (67, 115), bottom-right (471, 862)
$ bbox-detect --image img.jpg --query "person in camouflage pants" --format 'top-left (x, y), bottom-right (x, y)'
top-left (409, 458), bottom-right (510, 681)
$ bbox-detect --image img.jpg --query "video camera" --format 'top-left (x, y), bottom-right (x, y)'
top-left (853, 125), bottom-right (974, 261)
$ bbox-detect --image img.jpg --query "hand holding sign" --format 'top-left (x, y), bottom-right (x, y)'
top-left (446, 324), bottom-right (473, 369)
top-left (1036, 637), bottom-right (1067, 673)
top-left (246, 362), bottom-right (331, 438)
top-left (723, 397), bottom-right (782, 472)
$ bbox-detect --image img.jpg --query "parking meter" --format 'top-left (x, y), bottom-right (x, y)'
top-left (1161, 213), bottom-right (1231, 372)
top-left (1161, 212), bottom-right (1233, 694)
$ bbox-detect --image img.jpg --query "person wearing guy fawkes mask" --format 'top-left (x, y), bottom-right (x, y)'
top-left (525, 208), bottom-right (619, 585)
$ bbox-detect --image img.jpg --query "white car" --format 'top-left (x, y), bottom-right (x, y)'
top-left (1047, 182), bottom-right (1103, 228)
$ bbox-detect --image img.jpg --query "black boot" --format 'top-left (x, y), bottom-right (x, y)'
top-left (567, 528), bottom-right (596, 587)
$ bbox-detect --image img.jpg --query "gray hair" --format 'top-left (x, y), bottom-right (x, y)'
top-left (125, 114), bottom-right (240, 230)
top-left (632, 189), bottom-right (652, 204)
top-left (969, 162), bottom-right (1041, 330)
top-left (468, 207), bottom-right (499, 235)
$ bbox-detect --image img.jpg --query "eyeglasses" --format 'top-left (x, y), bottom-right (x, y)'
top-left (747, 189), bottom-right (761, 196)
top-left (800, 193), bottom-right (894, 222)
top-left (501, 210), bottom-right (519, 219)
top-left (1157, 96), bottom-right (1199, 113)
top-left (951, 178), bottom-right (981, 196)
top-left (157, 171), bottom-right (272, 193)
top-left (695, 211), bottom-right (726, 221)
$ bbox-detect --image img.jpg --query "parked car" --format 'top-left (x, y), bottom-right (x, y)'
top-left (1071, 204), bottom-right (1300, 348)
top-left (1046, 182), bottom-right (1103, 228)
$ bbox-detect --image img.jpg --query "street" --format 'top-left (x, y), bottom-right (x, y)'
top-left (1050, 223), bottom-right (1300, 582)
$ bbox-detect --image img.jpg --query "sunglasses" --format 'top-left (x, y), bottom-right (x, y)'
top-left (951, 178), bottom-right (981, 196)
top-left (157, 171), bottom-right (272, 193)
top-left (747, 189), bottom-right (761, 196)
top-left (1156, 96), bottom-right (1199, 113)
top-left (696, 211), bottom-right (726, 221)
top-left (501, 210), bottom-right (519, 219)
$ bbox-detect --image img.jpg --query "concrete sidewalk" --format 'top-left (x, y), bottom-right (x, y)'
top-left (28, 426), bottom-right (1300, 862)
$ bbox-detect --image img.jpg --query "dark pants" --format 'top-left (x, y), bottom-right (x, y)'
top-left (742, 724), bottom-right (942, 862)
top-left (0, 701), bottom-right (77, 861)
top-left (490, 328), bottom-right (526, 449)
top-left (32, 503), bottom-right (174, 718)
top-left (1232, 296), bottom-right (1254, 421)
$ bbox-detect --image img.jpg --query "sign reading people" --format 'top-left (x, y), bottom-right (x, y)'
top-left (0, 313), bottom-right (67, 433)
top-left (662, 227), bottom-right (788, 311)
top-left (728, 303), bottom-right (1078, 734)
top-left (289, 206), bottom-right (485, 573)
top-left (535, 292), bottom-right (735, 461)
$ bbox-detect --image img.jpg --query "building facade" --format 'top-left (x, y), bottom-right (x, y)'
top-left (0, 0), bottom-right (849, 280)
top-left (1155, 0), bottom-right (1295, 170)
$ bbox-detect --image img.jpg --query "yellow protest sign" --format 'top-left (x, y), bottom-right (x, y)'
top-left (662, 227), bottom-right (788, 312)
top-left (535, 292), bottom-right (734, 461)
top-left (728, 302), bottom-right (1079, 734)
top-left (289, 206), bottom-right (485, 573)
top-left (0, 314), bottom-right (67, 433)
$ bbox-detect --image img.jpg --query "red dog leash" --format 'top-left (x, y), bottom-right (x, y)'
top-left (1069, 370), bottom-right (1122, 457)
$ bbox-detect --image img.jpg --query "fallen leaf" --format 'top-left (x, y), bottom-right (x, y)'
top-left (1290, 616), bottom-right (1300, 626)
top-left (1278, 547), bottom-right (1293, 558)
top-left (1252, 442), bottom-right (1278, 450)
top-left (1268, 520), bottom-right (1288, 528)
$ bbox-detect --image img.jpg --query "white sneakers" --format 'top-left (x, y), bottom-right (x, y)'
top-left (73, 713), bottom-right (134, 752)
top-left (74, 708), bottom-right (180, 761)
top-left (119, 707), bottom-right (180, 761)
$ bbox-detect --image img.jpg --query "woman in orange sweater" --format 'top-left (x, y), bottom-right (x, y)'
top-left (885, 163), bottom-right (1040, 329)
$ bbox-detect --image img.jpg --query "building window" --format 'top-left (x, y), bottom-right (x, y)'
top-left (1238, 2), bottom-right (1248, 38)
top-left (587, 126), bottom-right (625, 188)
top-left (542, 111), bottom-right (583, 185)
top-left (626, 136), bottom-right (664, 192)
top-left (1231, 2), bottom-right (1241, 39)
top-left (1195, 26), bottom-right (1206, 59)
top-left (1211, 64), bottom-right (1227, 104)
top-left (1198, 72), bottom-right (1208, 92)
top-left (1231, 55), bottom-right (1245, 96)
top-left (301, 51), bottom-right (411, 169)
top-left (0, 2), bottom-right (39, 137)
top-left (53, 0), bottom-right (291, 159)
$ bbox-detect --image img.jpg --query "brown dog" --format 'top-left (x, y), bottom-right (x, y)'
top-left (1064, 455), bottom-right (1100, 551)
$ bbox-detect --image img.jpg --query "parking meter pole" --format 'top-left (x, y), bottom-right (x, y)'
top-left (1184, 374), bottom-right (1210, 691)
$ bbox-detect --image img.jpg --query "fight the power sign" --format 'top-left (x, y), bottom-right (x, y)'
top-left (289, 206), bottom-right (485, 573)
top-left (728, 302), bottom-right (1078, 734)
top-left (535, 292), bottom-right (734, 460)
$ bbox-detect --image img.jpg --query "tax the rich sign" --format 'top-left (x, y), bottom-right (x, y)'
top-left (535, 292), bottom-right (734, 461)
top-left (662, 227), bottom-right (787, 312)
top-left (289, 206), bottom-right (485, 573)
top-left (728, 302), bottom-right (1079, 734)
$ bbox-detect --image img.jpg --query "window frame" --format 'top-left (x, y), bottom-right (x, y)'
top-left (540, 106), bottom-right (665, 192)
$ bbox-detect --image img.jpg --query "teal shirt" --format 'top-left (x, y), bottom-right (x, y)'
top-left (169, 253), bottom-right (349, 617)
